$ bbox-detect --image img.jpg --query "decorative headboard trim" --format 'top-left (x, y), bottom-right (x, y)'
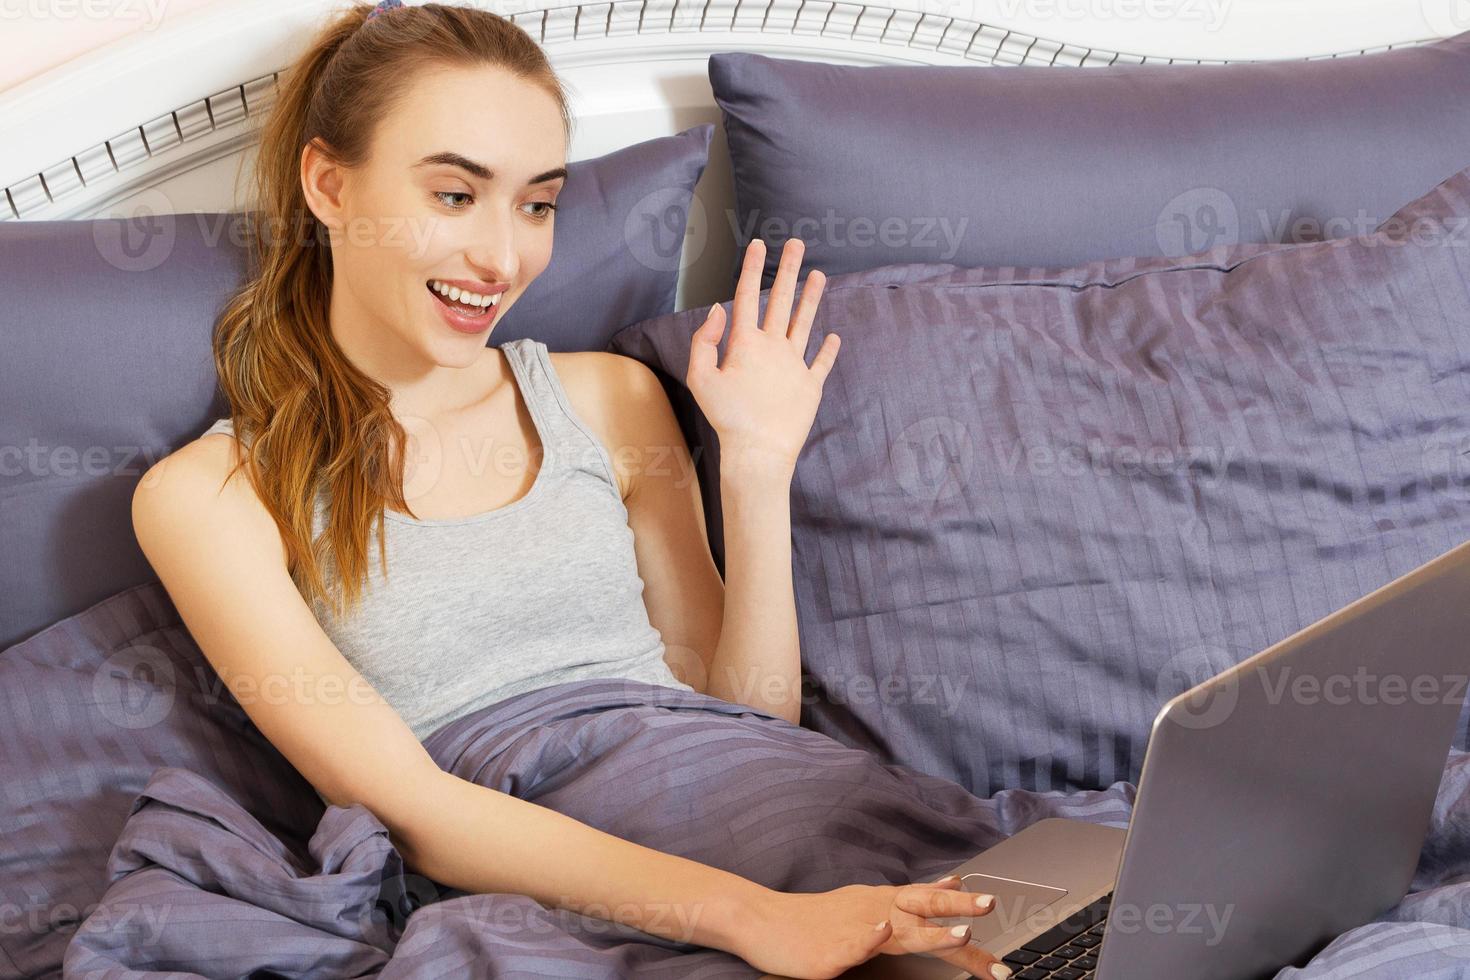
top-left (0, 0), bottom-right (1437, 222)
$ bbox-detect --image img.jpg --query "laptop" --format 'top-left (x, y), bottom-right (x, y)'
top-left (842, 538), bottom-right (1470, 980)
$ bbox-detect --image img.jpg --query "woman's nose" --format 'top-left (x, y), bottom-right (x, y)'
top-left (464, 219), bottom-right (519, 284)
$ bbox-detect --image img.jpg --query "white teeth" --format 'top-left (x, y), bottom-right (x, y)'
top-left (429, 280), bottom-right (500, 308)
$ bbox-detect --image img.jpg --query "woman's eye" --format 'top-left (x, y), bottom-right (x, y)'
top-left (434, 190), bottom-right (472, 210)
top-left (523, 201), bottom-right (559, 220)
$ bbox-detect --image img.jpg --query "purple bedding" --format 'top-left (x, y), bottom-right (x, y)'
top-left (55, 675), bottom-right (1470, 977)
top-left (610, 160), bottom-right (1470, 801)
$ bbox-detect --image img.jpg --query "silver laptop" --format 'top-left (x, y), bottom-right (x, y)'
top-left (844, 538), bottom-right (1470, 980)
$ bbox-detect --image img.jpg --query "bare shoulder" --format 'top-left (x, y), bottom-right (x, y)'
top-left (548, 351), bottom-right (674, 500)
top-left (132, 428), bottom-right (281, 558)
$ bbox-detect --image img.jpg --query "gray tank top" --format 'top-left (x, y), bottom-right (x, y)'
top-left (201, 337), bottom-right (696, 746)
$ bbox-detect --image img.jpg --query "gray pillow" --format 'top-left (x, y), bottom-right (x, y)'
top-left (609, 163), bottom-right (1470, 796)
top-left (708, 35), bottom-right (1470, 291)
top-left (0, 126), bottom-right (711, 652)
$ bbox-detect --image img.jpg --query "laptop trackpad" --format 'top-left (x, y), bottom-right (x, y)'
top-left (926, 873), bottom-right (1069, 946)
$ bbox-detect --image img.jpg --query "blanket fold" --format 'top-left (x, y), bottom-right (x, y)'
top-left (63, 679), bottom-right (1470, 977)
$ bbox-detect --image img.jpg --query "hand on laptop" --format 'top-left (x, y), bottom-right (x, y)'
top-left (736, 874), bottom-right (1011, 979)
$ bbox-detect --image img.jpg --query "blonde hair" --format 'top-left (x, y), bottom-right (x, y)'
top-left (212, 2), bottom-right (572, 618)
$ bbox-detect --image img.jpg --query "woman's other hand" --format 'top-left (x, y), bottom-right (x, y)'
top-left (686, 237), bottom-right (838, 476)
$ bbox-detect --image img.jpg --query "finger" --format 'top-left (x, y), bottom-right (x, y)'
top-left (688, 303), bottom-right (727, 383)
top-left (788, 268), bottom-right (825, 352)
top-left (839, 918), bottom-right (893, 975)
top-left (904, 874), bottom-right (962, 890)
top-left (935, 942), bottom-right (1013, 980)
top-left (866, 918), bottom-right (893, 958)
top-left (899, 920), bottom-right (978, 954)
top-left (808, 333), bottom-right (841, 385)
top-left (730, 238), bottom-right (766, 341)
top-left (761, 237), bottom-right (805, 335)
top-left (896, 883), bottom-right (996, 919)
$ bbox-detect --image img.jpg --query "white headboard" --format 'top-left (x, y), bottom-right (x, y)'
top-left (0, 0), bottom-right (1451, 310)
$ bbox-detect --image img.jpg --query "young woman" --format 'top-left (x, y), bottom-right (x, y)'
top-left (132, 3), bottom-right (1014, 977)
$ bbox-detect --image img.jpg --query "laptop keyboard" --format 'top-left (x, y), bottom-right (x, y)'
top-left (991, 891), bottom-right (1111, 980)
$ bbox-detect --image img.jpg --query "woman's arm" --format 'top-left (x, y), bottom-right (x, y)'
top-left (130, 436), bottom-right (766, 954)
top-left (611, 353), bottom-right (802, 724)
top-left (706, 456), bottom-right (802, 724)
top-left (133, 432), bottom-right (1006, 980)
top-left (398, 769), bottom-right (760, 948)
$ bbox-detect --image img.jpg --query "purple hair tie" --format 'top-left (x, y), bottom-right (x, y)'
top-left (366, 0), bottom-right (403, 21)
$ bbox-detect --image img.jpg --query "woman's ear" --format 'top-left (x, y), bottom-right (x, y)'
top-left (300, 137), bottom-right (349, 235)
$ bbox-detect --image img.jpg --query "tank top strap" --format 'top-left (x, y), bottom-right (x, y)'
top-left (499, 337), bottom-right (622, 499)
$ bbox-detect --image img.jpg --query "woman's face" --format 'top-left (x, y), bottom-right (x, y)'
top-left (307, 63), bottom-right (568, 374)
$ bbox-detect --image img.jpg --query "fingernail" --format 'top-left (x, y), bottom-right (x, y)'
top-left (933, 874), bottom-right (960, 885)
top-left (950, 924), bottom-right (969, 938)
top-left (975, 893), bottom-right (995, 911)
top-left (874, 919), bottom-right (888, 931)
top-left (991, 966), bottom-right (1013, 979)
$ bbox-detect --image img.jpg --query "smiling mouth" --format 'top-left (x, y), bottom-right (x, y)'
top-left (426, 280), bottom-right (501, 317)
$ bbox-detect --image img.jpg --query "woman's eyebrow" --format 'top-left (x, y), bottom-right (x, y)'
top-left (411, 151), bottom-right (567, 185)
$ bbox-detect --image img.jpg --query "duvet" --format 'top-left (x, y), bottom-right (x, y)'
top-left (58, 676), bottom-right (1470, 977)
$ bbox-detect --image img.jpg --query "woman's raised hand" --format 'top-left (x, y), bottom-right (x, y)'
top-left (686, 237), bottom-right (838, 475)
top-left (734, 875), bottom-right (1011, 980)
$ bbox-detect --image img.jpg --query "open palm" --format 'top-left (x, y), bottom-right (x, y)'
top-left (686, 237), bottom-right (839, 473)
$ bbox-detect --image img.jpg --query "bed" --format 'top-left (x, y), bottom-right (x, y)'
top-left (3, 1), bottom-right (1470, 977)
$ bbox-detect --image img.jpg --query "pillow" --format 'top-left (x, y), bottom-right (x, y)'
top-left (608, 162), bottom-right (1470, 796)
top-left (0, 581), bottom-right (324, 980)
top-left (708, 35), bottom-right (1470, 292)
top-left (0, 126), bottom-right (712, 652)
top-left (495, 123), bottom-right (713, 349)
